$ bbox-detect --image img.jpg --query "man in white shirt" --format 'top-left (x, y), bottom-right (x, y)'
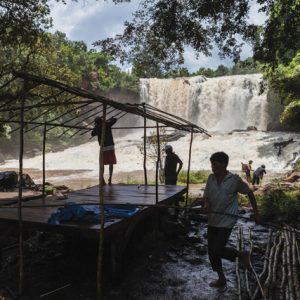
top-left (203, 152), bottom-right (259, 288)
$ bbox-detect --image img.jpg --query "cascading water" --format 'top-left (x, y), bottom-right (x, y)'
top-left (1, 74), bottom-right (300, 184)
top-left (140, 74), bottom-right (269, 132)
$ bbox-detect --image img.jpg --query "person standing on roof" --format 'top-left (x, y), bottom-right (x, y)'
top-left (91, 116), bottom-right (117, 185)
top-left (203, 152), bottom-right (259, 288)
top-left (164, 144), bottom-right (183, 185)
top-left (252, 165), bottom-right (266, 185)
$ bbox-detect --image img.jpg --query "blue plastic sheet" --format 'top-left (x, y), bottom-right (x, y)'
top-left (48, 202), bottom-right (140, 225)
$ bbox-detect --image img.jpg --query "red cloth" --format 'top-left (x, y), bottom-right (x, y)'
top-left (103, 150), bottom-right (117, 165)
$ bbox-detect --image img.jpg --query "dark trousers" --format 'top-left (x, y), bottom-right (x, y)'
top-left (207, 226), bottom-right (239, 272)
top-left (252, 175), bottom-right (260, 185)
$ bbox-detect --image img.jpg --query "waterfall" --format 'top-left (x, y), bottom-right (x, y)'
top-left (140, 74), bottom-right (268, 132)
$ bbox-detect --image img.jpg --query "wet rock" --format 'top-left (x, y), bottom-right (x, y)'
top-left (246, 126), bottom-right (257, 131)
top-left (189, 213), bottom-right (207, 222)
top-left (184, 256), bottom-right (203, 265)
top-left (195, 245), bottom-right (207, 255)
top-left (160, 216), bottom-right (188, 238)
top-left (187, 236), bottom-right (201, 244)
top-left (179, 216), bottom-right (191, 228)
top-left (148, 254), bottom-right (167, 263)
top-left (166, 253), bottom-right (178, 263)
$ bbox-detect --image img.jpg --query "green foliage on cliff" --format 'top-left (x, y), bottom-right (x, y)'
top-left (261, 52), bottom-right (300, 129)
top-left (257, 190), bottom-right (300, 223)
top-left (253, 0), bottom-right (300, 129)
top-left (177, 170), bottom-right (209, 184)
top-left (191, 58), bottom-right (259, 78)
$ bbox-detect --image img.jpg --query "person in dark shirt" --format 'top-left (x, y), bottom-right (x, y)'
top-left (164, 144), bottom-right (183, 185)
top-left (252, 165), bottom-right (266, 185)
top-left (91, 116), bottom-right (117, 185)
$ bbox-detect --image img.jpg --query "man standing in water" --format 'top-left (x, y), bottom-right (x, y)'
top-left (91, 116), bottom-right (117, 185)
top-left (203, 152), bottom-right (259, 288)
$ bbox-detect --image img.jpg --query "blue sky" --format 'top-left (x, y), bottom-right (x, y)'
top-left (49, 0), bottom-right (266, 72)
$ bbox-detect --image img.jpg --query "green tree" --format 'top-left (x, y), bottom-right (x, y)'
top-left (96, 0), bottom-right (258, 70)
top-left (252, 0), bottom-right (300, 129)
top-left (192, 67), bottom-right (215, 77)
top-left (214, 64), bottom-right (230, 77)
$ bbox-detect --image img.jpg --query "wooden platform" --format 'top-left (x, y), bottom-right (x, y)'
top-left (0, 190), bottom-right (42, 205)
top-left (0, 184), bottom-right (186, 238)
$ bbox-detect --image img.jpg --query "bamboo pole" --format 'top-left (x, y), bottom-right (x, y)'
top-left (242, 228), bottom-right (251, 299)
top-left (78, 108), bottom-right (123, 137)
top-left (67, 106), bottom-right (116, 138)
top-left (155, 122), bottom-right (160, 205)
top-left (263, 234), bottom-right (277, 298)
top-left (280, 236), bottom-right (287, 300)
top-left (143, 104), bottom-right (147, 185)
top-left (18, 83), bottom-right (25, 297)
top-left (252, 229), bottom-right (272, 300)
top-left (236, 226), bottom-right (242, 300)
top-left (248, 229), bottom-right (265, 299)
top-left (42, 123), bottom-right (47, 202)
top-left (292, 230), bottom-right (300, 299)
top-left (185, 128), bottom-right (193, 207)
top-left (270, 235), bottom-right (283, 298)
top-left (97, 104), bottom-right (106, 300)
top-left (284, 229), bottom-right (295, 300)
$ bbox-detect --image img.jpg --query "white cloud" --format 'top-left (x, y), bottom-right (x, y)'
top-left (49, 0), bottom-right (139, 46)
top-left (49, 0), bottom-right (266, 70)
top-left (248, 1), bottom-right (267, 25)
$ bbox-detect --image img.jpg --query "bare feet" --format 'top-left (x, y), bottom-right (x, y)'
top-left (209, 279), bottom-right (227, 288)
top-left (240, 251), bottom-right (251, 269)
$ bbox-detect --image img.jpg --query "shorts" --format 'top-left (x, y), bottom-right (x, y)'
top-left (103, 150), bottom-right (117, 165)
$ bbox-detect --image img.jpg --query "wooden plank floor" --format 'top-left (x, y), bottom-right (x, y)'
top-left (0, 190), bottom-right (42, 205)
top-left (0, 185), bottom-right (186, 236)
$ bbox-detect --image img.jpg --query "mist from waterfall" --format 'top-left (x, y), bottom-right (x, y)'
top-left (140, 74), bottom-right (268, 132)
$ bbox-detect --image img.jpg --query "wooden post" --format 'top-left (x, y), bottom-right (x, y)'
top-left (155, 122), bottom-right (160, 205)
top-left (185, 128), bottom-right (193, 207)
top-left (97, 104), bottom-right (106, 300)
top-left (42, 123), bottom-right (47, 201)
top-left (18, 83), bottom-right (25, 297)
top-left (143, 104), bottom-right (148, 185)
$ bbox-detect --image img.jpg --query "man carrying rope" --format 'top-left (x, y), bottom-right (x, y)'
top-left (203, 152), bottom-right (260, 288)
top-left (91, 116), bottom-right (117, 185)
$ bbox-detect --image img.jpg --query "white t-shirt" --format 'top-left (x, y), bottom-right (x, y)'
top-left (204, 172), bottom-right (250, 228)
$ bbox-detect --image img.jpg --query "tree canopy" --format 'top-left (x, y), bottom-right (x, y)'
top-left (96, 0), bottom-right (257, 70)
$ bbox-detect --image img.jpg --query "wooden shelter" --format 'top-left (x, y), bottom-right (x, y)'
top-left (0, 71), bottom-right (209, 299)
